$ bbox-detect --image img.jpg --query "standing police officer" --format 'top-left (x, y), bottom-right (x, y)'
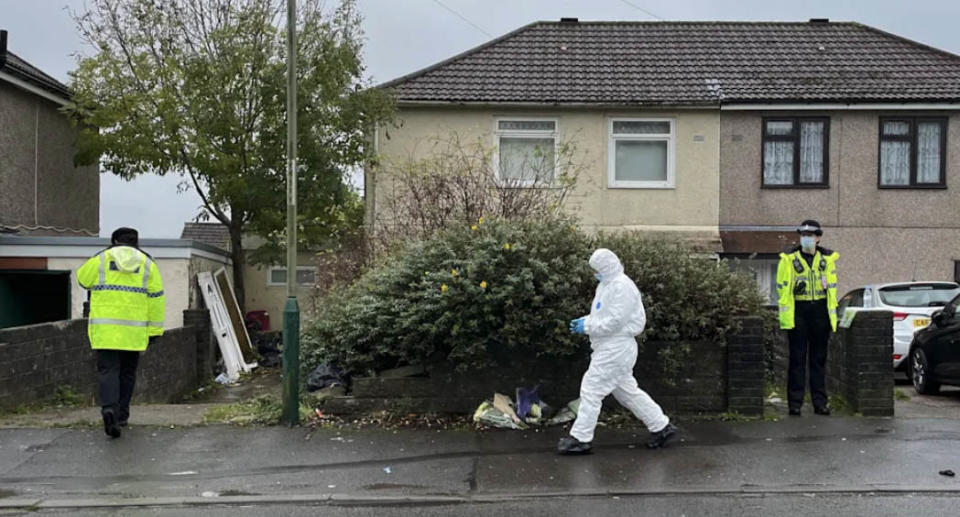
top-left (77, 228), bottom-right (165, 438)
top-left (777, 220), bottom-right (838, 416)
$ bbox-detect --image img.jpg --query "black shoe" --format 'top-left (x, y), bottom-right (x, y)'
top-left (647, 423), bottom-right (677, 449)
top-left (814, 406), bottom-right (831, 416)
top-left (102, 409), bottom-right (121, 438)
top-left (119, 420), bottom-right (129, 427)
top-left (557, 436), bottom-right (593, 455)
top-left (789, 407), bottom-right (801, 416)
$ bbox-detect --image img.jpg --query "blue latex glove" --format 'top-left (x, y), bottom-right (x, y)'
top-left (569, 318), bottom-right (585, 335)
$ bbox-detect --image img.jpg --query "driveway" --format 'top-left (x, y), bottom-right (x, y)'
top-left (894, 378), bottom-right (960, 419)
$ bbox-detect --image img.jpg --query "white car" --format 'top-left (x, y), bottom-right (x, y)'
top-left (837, 282), bottom-right (960, 370)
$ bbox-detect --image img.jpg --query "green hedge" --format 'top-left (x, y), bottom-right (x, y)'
top-left (302, 217), bottom-right (767, 375)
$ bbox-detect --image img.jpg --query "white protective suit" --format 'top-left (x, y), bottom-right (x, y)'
top-left (569, 249), bottom-right (670, 443)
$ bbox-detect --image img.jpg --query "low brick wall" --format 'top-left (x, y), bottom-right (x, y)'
top-left (0, 310), bottom-right (214, 410)
top-left (324, 316), bottom-right (766, 416)
top-left (727, 316), bottom-right (765, 416)
top-left (768, 310), bottom-right (894, 416)
top-left (828, 311), bottom-right (894, 416)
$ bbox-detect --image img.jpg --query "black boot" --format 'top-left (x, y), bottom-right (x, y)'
top-left (102, 408), bottom-right (121, 438)
top-left (557, 435), bottom-right (592, 455)
top-left (814, 405), bottom-right (831, 416)
top-left (647, 423), bottom-right (677, 449)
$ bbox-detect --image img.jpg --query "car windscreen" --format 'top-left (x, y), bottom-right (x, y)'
top-left (879, 283), bottom-right (960, 308)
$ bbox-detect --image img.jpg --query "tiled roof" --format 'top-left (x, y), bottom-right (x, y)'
top-left (0, 50), bottom-right (71, 101)
top-left (382, 21), bottom-right (960, 106)
top-left (180, 223), bottom-right (231, 253)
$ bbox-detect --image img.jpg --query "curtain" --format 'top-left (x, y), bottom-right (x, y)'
top-left (799, 121), bottom-right (825, 183)
top-left (917, 122), bottom-right (942, 184)
top-left (764, 121), bottom-right (793, 185)
top-left (880, 140), bottom-right (911, 186)
top-left (764, 141), bottom-right (793, 185)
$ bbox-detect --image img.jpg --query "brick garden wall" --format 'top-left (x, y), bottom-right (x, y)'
top-left (325, 316), bottom-right (767, 416)
top-left (0, 310), bottom-right (214, 410)
top-left (768, 310), bottom-right (894, 416)
top-left (827, 311), bottom-right (894, 416)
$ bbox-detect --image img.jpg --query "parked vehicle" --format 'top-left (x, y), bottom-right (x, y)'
top-left (908, 293), bottom-right (960, 394)
top-left (837, 282), bottom-right (960, 370)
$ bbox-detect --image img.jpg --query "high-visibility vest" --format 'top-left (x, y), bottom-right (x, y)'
top-left (77, 246), bottom-right (165, 351)
top-left (776, 247), bottom-right (839, 332)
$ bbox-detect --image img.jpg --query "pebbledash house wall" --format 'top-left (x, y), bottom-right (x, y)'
top-left (720, 110), bottom-right (960, 295)
top-left (0, 81), bottom-right (99, 237)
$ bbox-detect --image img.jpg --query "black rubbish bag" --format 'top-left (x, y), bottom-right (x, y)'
top-left (306, 363), bottom-right (349, 392)
top-left (252, 332), bottom-right (282, 367)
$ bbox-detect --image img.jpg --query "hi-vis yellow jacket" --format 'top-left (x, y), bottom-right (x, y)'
top-left (77, 246), bottom-right (164, 351)
top-left (776, 246), bottom-right (839, 332)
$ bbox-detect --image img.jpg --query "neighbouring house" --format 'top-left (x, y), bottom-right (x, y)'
top-left (0, 235), bottom-right (231, 329)
top-left (180, 222), bottom-right (320, 331)
top-left (180, 222), bottom-right (233, 254)
top-left (0, 29), bottom-right (103, 330)
top-left (373, 18), bottom-right (960, 302)
top-left (0, 29), bottom-right (98, 237)
top-left (0, 33), bottom-right (235, 332)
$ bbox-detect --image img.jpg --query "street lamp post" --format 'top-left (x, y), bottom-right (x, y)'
top-left (281, 0), bottom-right (300, 426)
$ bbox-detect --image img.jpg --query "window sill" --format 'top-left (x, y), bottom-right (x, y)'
top-left (878, 185), bottom-right (948, 190)
top-left (607, 183), bottom-right (676, 190)
top-left (761, 184), bottom-right (830, 189)
top-left (494, 180), bottom-right (560, 190)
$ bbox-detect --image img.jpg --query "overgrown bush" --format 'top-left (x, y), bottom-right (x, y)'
top-left (302, 217), bottom-right (768, 376)
top-left (595, 234), bottom-right (766, 342)
top-left (304, 216), bottom-right (593, 375)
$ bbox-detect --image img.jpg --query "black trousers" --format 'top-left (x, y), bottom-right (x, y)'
top-left (96, 350), bottom-right (140, 422)
top-left (787, 300), bottom-right (831, 409)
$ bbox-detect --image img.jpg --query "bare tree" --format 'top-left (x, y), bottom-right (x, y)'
top-left (372, 132), bottom-right (591, 251)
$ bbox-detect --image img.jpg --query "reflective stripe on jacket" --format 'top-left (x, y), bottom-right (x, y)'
top-left (77, 246), bottom-right (165, 351)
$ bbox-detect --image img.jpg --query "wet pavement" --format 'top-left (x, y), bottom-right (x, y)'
top-left (4, 370), bottom-right (960, 514)
top-left (0, 369), bottom-right (283, 429)
top-left (894, 379), bottom-right (960, 419)
top-left (2, 416), bottom-right (960, 513)
top-left (20, 494), bottom-right (960, 517)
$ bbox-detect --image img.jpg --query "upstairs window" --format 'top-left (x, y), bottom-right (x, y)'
top-left (879, 117), bottom-right (947, 188)
top-left (762, 117), bottom-right (829, 187)
top-left (495, 119), bottom-right (557, 185)
top-left (608, 119), bottom-right (676, 189)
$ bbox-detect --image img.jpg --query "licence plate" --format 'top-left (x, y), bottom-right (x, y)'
top-left (914, 318), bottom-right (931, 328)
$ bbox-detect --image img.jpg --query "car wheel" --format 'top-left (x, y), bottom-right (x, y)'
top-left (911, 348), bottom-right (941, 395)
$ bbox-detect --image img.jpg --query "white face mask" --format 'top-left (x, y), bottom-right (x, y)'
top-left (800, 236), bottom-right (817, 251)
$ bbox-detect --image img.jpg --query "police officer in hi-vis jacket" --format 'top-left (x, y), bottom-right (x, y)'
top-left (777, 220), bottom-right (838, 416)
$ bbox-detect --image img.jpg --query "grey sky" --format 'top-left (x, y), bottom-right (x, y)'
top-left (3, 0), bottom-right (960, 237)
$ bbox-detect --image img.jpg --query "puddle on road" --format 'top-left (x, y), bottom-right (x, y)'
top-left (364, 483), bottom-right (428, 490)
top-left (218, 489), bottom-right (260, 496)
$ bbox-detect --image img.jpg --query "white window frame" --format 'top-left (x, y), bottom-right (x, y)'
top-left (493, 117), bottom-right (559, 187)
top-left (266, 266), bottom-right (318, 287)
top-left (608, 117), bottom-right (676, 189)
